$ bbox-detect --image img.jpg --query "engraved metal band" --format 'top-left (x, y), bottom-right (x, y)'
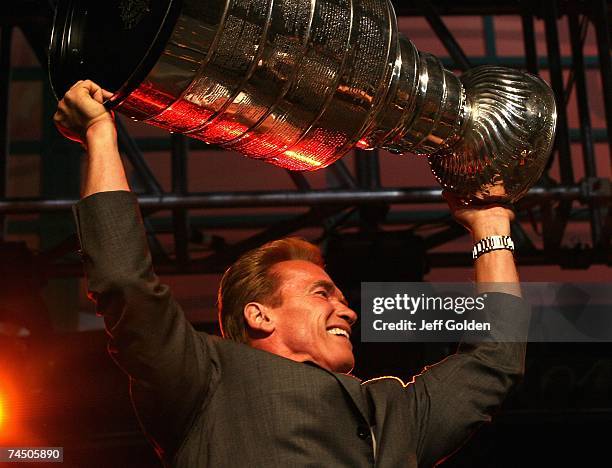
top-left (472, 235), bottom-right (515, 260)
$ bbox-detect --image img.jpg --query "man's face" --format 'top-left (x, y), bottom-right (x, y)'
top-left (265, 260), bottom-right (357, 374)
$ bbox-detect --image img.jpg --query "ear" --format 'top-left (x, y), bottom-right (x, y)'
top-left (244, 302), bottom-right (275, 335)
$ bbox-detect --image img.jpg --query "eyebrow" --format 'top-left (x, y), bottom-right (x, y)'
top-left (310, 280), bottom-right (349, 306)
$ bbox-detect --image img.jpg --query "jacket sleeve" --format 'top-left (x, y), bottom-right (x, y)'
top-left (73, 190), bottom-right (220, 459)
top-left (411, 292), bottom-right (529, 467)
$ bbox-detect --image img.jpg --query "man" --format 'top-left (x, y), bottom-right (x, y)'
top-left (54, 80), bottom-right (528, 467)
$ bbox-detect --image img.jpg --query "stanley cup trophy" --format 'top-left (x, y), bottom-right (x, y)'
top-left (49, 0), bottom-right (557, 203)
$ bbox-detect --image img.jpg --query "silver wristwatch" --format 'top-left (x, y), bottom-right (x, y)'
top-left (472, 235), bottom-right (515, 260)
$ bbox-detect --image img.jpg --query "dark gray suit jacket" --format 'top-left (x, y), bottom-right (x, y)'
top-left (73, 191), bottom-right (528, 467)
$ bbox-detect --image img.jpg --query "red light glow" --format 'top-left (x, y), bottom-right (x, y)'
top-left (0, 374), bottom-right (19, 444)
top-left (0, 384), bottom-right (11, 442)
top-left (115, 82), bottom-right (352, 171)
top-left (0, 366), bottom-right (48, 448)
top-left (0, 393), bottom-right (5, 428)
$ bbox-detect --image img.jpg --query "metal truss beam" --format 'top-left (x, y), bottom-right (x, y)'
top-left (589, 0), bottom-right (612, 164)
top-left (542, 0), bottom-right (575, 251)
top-left (418, 0), bottom-right (472, 71)
top-left (328, 160), bottom-right (358, 189)
top-left (171, 133), bottom-right (190, 266)
top-left (0, 26), bottom-right (11, 239)
top-left (567, 3), bottom-right (604, 248)
top-left (116, 118), bottom-right (163, 195)
top-left (1, 185), bottom-right (610, 214)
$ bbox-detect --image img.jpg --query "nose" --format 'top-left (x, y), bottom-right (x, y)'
top-left (336, 303), bottom-right (358, 327)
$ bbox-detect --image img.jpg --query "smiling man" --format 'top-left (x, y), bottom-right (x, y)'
top-left (220, 247), bottom-right (358, 374)
top-left (55, 80), bottom-right (528, 467)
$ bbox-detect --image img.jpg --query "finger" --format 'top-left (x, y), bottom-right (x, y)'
top-left (82, 80), bottom-right (101, 97)
top-left (81, 79), bottom-right (106, 95)
top-left (69, 80), bottom-right (84, 90)
top-left (69, 80), bottom-right (98, 100)
top-left (92, 87), bottom-right (105, 104)
top-left (74, 83), bottom-right (101, 102)
top-left (101, 89), bottom-right (113, 100)
top-left (81, 79), bottom-right (97, 89)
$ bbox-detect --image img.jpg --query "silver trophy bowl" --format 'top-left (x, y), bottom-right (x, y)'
top-left (49, 0), bottom-right (557, 203)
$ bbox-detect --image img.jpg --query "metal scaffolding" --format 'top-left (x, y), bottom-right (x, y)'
top-left (0, 0), bottom-right (610, 277)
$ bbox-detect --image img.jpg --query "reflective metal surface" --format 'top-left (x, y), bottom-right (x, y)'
top-left (50, 0), bottom-right (557, 203)
top-left (427, 66), bottom-right (557, 202)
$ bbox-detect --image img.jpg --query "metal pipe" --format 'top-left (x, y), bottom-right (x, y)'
top-left (568, 12), bottom-right (595, 177)
top-left (419, 0), bottom-right (472, 71)
top-left (355, 148), bottom-right (384, 230)
top-left (568, 3), bottom-right (602, 247)
top-left (0, 27), bottom-right (12, 240)
top-left (544, 0), bottom-right (574, 184)
top-left (355, 149), bottom-right (381, 190)
top-left (116, 117), bottom-right (164, 195)
top-left (543, 0), bottom-right (574, 250)
top-left (1, 185), bottom-right (609, 214)
top-left (171, 134), bottom-right (188, 195)
top-left (286, 171), bottom-right (311, 191)
top-left (171, 133), bottom-right (190, 265)
top-left (590, 0), bottom-right (612, 164)
top-left (482, 16), bottom-right (497, 61)
top-left (520, 3), bottom-right (539, 74)
top-left (327, 160), bottom-right (358, 189)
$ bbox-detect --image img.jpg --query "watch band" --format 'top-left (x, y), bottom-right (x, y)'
top-left (472, 235), bottom-right (514, 260)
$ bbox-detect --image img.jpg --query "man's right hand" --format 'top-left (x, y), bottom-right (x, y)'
top-left (53, 80), bottom-right (114, 146)
top-left (53, 80), bottom-right (129, 197)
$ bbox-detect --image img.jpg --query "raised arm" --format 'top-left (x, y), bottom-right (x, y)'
top-left (410, 195), bottom-right (528, 466)
top-left (54, 82), bottom-right (219, 460)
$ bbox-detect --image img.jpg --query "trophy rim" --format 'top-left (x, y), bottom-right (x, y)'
top-left (48, 0), bottom-right (181, 106)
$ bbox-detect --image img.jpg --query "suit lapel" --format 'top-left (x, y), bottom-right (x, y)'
top-left (303, 361), bottom-right (372, 424)
top-left (329, 371), bottom-right (373, 425)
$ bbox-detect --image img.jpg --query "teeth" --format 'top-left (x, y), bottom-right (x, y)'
top-left (327, 328), bottom-right (349, 339)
